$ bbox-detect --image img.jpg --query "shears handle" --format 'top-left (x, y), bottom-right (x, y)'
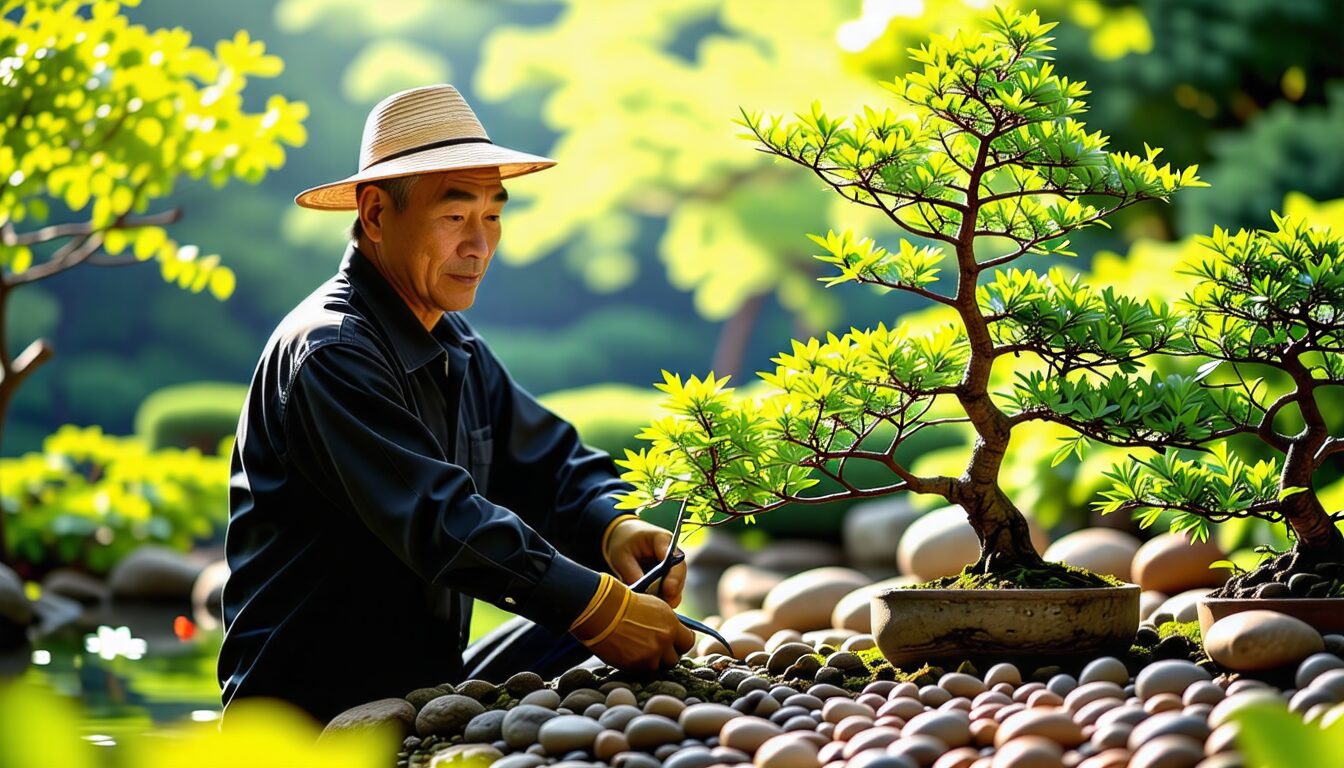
top-left (631, 549), bottom-right (734, 653)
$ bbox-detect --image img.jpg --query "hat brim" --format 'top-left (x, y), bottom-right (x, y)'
top-left (294, 143), bottom-right (556, 210)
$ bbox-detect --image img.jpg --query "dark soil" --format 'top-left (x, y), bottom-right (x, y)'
top-left (913, 560), bottom-right (1124, 590)
top-left (1212, 549), bottom-right (1344, 599)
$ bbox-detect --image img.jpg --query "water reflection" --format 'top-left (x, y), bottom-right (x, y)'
top-left (0, 601), bottom-right (223, 742)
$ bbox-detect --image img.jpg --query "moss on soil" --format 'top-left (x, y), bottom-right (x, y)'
top-left (912, 560), bottom-right (1124, 590)
top-left (1156, 619), bottom-right (1203, 644)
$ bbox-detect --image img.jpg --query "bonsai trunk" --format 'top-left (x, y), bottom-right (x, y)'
top-left (1280, 443), bottom-right (1344, 562)
top-left (960, 481), bottom-right (1044, 573)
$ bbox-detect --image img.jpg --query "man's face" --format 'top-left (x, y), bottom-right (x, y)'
top-left (365, 167), bottom-right (507, 324)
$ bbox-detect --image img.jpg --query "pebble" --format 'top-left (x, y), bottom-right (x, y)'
top-left (1128, 712), bottom-right (1210, 748)
top-left (493, 755), bottom-right (548, 768)
top-left (754, 733), bottom-right (822, 768)
top-left (932, 747), bottom-right (981, 768)
top-left (720, 716), bottom-right (784, 753)
top-left (843, 726), bottom-right (902, 758)
top-left (599, 704), bottom-right (643, 731)
top-left (1043, 528), bottom-right (1141, 582)
top-left (921, 685), bottom-right (953, 707)
top-left (808, 684), bottom-right (851, 701)
top-left (827, 651), bottom-right (867, 674)
top-left (594, 730), bottom-right (630, 762)
top-left (625, 714), bottom-right (685, 751)
top-left (613, 752), bottom-right (663, 768)
top-left (1297, 652), bottom-right (1344, 689)
top-left (763, 567), bottom-right (871, 633)
top-left (1131, 533), bottom-right (1227, 593)
top-left (644, 694), bottom-right (685, 719)
top-left (1181, 682), bottom-right (1224, 707)
top-left (995, 708), bottom-right (1084, 748)
top-left (989, 735), bottom-right (1063, 768)
top-left (941, 673), bottom-right (988, 699)
top-left (822, 698), bottom-right (875, 724)
top-left (538, 715), bottom-right (603, 754)
top-left (1204, 610), bottom-right (1324, 671)
top-left (463, 709), bottom-right (507, 743)
top-left (885, 734), bottom-right (949, 766)
top-left (1127, 734), bottom-right (1205, 768)
top-left (1046, 675), bottom-right (1077, 698)
top-left (415, 694), bottom-right (484, 737)
top-left (681, 703), bottom-right (739, 739)
top-left (1136, 660), bottom-right (1212, 701)
top-left (768, 643), bottom-right (817, 675)
top-left (663, 746), bottom-right (717, 768)
top-left (843, 634), bottom-right (878, 652)
top-left (902, 710), bottom-right (972, 748)
top-left (1064, 682), bottom-right (1125, 714)
top-left (606, 688), bottom-right (638, 708)
top-left (985, 663), bottom-right (1023, 688)
top-left (503, 704), bottom-right (560, 750)
top-left (521, 689), bottom-right (562, 709)
top-left (322, 698), bottom-right (416, 737)
top-left (504, 671), bottom-right (546, 697)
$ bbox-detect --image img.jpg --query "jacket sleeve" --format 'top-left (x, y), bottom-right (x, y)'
top-left (280, 339), bottom-right (599, 632)
top-left (471, 332), bottom-right (634, 573)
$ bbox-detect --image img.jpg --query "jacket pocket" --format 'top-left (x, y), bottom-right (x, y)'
top-left (466, 425), bottom-right (493, 494)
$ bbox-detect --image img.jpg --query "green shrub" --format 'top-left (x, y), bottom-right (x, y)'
top-left (0, 426), bottom-right (227, 578)
top-left (134, 382), bottom-right (248, 454)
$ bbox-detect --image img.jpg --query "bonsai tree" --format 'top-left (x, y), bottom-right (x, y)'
top-left (1098, 216), bottom-right (1344, 597)
top-left (615, 7), bottom-right (1216, 583)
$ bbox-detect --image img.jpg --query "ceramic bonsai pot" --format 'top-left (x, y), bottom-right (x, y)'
top-left (872, 584), bottom-right (1141, 667)
top-left (1197, 597), bottom-right (1344, 637)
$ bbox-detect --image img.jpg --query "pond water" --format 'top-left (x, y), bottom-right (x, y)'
top-left (0, 603), bottom-right (225, 749)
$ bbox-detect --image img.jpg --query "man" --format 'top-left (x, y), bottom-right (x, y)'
top-left (220, 84), bottom-right (695, 724)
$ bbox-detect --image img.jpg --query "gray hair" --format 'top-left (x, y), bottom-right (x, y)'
top-left (350, 174), bottom-right (421, 242)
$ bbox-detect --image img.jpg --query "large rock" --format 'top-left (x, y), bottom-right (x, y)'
top-left (1204, 610), bottom-right (1325, 672)
top-left (1155, 589), bottom-right (1213, 623)
top-left (0, 563), bottom-right (34, 627)
top-left (415, 694), bottom-right (485, 737)
top-left (1043, 528), bottom-right (1141, 582)
top-left (842, 498), bottom-right (920, 567)
top-left (763, 567), bottom-right (870, 633)
top-left (1131, 533), bottom-right (1227, 594)
top-left (897, 506), bottom-right (1047, 581)
top-left (719, 565), bottom-right (786, 618)
top-left (749, 540), bottom-right (844, 574)
top-left (321, 698), bottom-right (416, 738)
top-left (41, 568), bottom-right (110, 605)
top-left (831, 577), bottom-right (917, 632)
top-left (107, 546), bottom-right (205, 602)
top-left (718, 609), bottom-right (779, 640)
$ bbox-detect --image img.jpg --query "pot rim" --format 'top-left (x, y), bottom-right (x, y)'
top-left (1200, 595), bottom-right (1344, 604)
top-left (876, 583), bottom-right (1140, 599)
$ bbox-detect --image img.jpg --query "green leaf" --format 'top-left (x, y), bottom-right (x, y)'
top-left (1231, 701), bottom-right (1344, 767)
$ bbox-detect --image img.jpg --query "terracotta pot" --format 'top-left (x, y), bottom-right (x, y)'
top-left (1197, 597), bottom-right (1344, 637)
top-left (871, 584), bottom-right (1140, 668)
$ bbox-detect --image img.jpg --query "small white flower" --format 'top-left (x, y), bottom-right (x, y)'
top-left (84, 626), bottom-right (147, 661)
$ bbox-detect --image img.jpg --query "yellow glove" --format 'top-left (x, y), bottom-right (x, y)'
top-left (601, 514), bottom-right (686, 608)
top-left (569, 573), bottom-right (695, 670)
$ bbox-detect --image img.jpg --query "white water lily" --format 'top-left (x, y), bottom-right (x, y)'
top-left (84, 625), bottom-right (147, 661)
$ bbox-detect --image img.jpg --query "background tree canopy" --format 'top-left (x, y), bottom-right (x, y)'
top-left (2, 0), bottom-right (1341, 457)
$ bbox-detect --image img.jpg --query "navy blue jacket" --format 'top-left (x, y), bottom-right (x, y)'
top-left (219, 245), bottom-right (628, 722)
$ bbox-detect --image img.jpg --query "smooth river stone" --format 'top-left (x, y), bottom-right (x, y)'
top-left (680, 703), bottom-right (739, 739)
top-left (1127, 712), bottom-right (1210, 749)
top-left (1204, 609), bottom-right (1325, 672)
top-left (415, 694), bottom-right (485, 738)
top-left (1156, 589), bottom-right (1213, 623)
top-left (624, 714), bottom-right (684, 751)
top-left (1064, 682), bottom-right (1125, 714)
top-left (989, 735), bottom-right (1064, 768)
top-left (721, 716), bottom-right (784, 753)
top-left (719, 564), bottom-right (786, 618)
top-left (763, 567), bottom-right (871, 632)
top-left (538, 715), bottom-right (603, 754)
top-left (1297, 652), bottom-right (1344, 689)
top-left (720, 608), bottom-right (780, 640)
top-left (902, 710), bottom-right (971, 748)
top-left (994, 708), bottom-right (1084, 748)
top-left (1127, 734), bottom-right (1205, 768)
top-left (1079, 657), bottom-right (1130, 687)
top-left (1135, 660), bottom-right (1212, 701)
top-left (843, 497), bottom-right (921, 567)
top-left (897, 506), bottom-right (1047, 580)
top-left (322, 698), bottom-right (416, 738)
top-left (1131, 533), bottom-right (1227, 593)
top-left (985, 663), bottom-right (1023, 688)
top-left (754, 733), bottom-right (821, 768)
top-left (1043, 528), bottom-right (1141, 582)
top-left (462, 709), bottom-right (507, 743)
top-left (503, 704), bottom-right (560, 750)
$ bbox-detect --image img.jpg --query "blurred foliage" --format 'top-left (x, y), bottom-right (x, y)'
top-left (0, 425), bottom-right (226, 577)
top-left (0, 679), bottom-right (393, 768)
top-left (0, 0), bottom-right (305, 457)
top-left (1230, 700), bottom-right (1344, 768)
top-left (133, 380), bottom-right (246, 452)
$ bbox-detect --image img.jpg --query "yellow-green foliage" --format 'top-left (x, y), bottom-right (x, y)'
top-left (0, 0), bottom-right (307, 294)
top-left (0, 425), bottom-right (227, 574)
top-left (0, 680), bottom-right (394, 768)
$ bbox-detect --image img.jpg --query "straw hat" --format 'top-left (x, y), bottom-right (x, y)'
top-left (294, 84), bottom-right (556, 210)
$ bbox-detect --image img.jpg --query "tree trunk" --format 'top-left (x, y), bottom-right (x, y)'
top-left (1280, 443), bottom-right (1344, 561)
top-left (960, 481), bottom-right (1045, 573)
top-left (710, 291), bottom-right (767, 381)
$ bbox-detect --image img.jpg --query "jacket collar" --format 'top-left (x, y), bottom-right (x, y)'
top-left (340, 244), bottom-right (466, 371)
